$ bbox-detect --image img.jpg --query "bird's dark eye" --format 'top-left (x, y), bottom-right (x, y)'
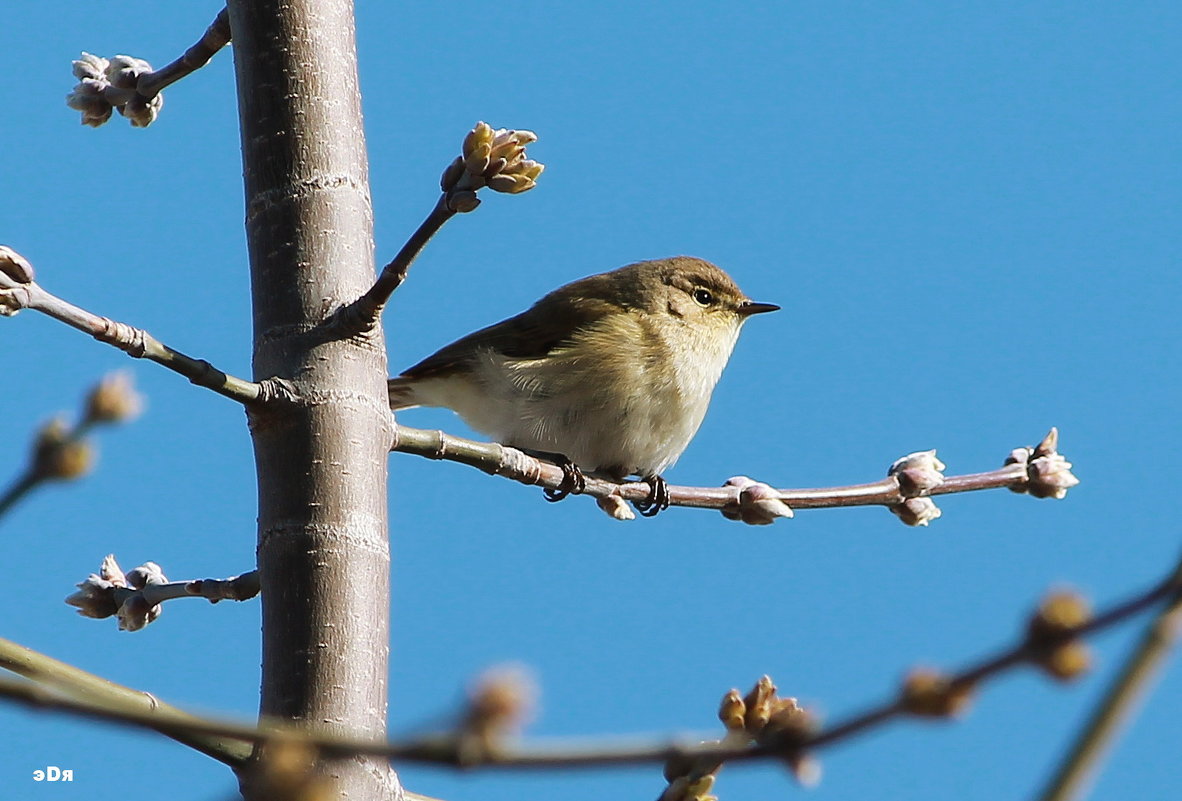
top-left (692, 288), bottom-right (714, 306)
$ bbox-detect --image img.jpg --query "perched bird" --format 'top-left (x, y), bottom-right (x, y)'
top-left (388, 256), bottom-right (778, 515)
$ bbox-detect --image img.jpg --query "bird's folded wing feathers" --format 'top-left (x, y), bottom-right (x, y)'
top-left (397, 291), bottom-right (619, 378)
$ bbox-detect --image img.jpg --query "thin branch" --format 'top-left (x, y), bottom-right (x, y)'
top-left (2, 568), bottom-right (1174, 775)
top-left (333, 123), bottom-right (543, 336)
top-left (0, 472), bottom-right (39, 520)
top-left (810, 572), bottom-right (1179, 750)
top-left (341, 196), bottom-right (455, 331)
top-left (0, 637), bottom-right (251, 766)
top-left (0, 250), bottom-right (266, 404)
top-left (127, 569), bottom-right (261, 606)
top-left (1035, 559), bottom-right (1182, 801)
top-left (135, 8), bottom-right (232, 99)
top-left (390, 424), bottom-right (1078, 524)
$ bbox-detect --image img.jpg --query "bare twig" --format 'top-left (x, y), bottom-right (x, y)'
top-left (136, 8), bottom-right (232, 99)
top-left (3, 568), bottom-right (1174, 778)
top-left (1035, 559), bottom-right (1182, 801)
top-left (342, 196), bottom-right (456, 331)
top-left (335, 122), bottom-right (544, 335)
top-left (0, 473), bottom-right (41, 520)
top-left (390, 424), bottom-right (1078, 524)
top-left (0, 248), bottom-right (268, 404)
top-left (110, 569), bottom-right (260, 609)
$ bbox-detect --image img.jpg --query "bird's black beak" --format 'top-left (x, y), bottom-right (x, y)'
top-left (737, 300), bottom-right (780, 316)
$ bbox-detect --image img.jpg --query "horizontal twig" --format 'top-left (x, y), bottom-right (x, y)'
top-left (66, 556), bottom-right (259, 631)
top-left (116, 570), bottom-right (261, 607)
top-left (390, 424), bottom-right (1078, 524)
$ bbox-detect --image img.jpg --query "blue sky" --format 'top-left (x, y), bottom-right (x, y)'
top-left (2, 2), bottom-right (1180, 799)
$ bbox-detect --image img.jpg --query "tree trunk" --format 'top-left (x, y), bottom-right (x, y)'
top-left (227, 0), bottom-right (397, 797)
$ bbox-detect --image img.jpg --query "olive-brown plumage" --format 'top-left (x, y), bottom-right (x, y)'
top-left (389, 256), bottom-right (777, 514)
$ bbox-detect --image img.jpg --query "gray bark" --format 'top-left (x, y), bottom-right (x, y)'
top-left (227, 0), bottom-right (398, 797)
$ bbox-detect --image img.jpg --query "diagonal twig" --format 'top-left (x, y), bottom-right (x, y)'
top-left (1, 248), bottom-right (277, 405)
top-left (334, 122), bottom-right (544, 336)
top-left (0, 637), bottom-right (251, 766)
top-left (1034, 557), bottom-right (1182, 801)
top-left (135, 8), bottom-right (232, 100)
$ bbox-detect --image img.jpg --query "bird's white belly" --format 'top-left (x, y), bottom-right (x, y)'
top-left (407, 314), bottom-right (741, 478)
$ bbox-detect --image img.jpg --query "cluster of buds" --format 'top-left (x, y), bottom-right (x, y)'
top-left (0, 245), bottom-right (35, 317)
top-left (1026, 589), bottom-right (1093, 681)
top-left (66, 52), bottom-right (163, 128)
top-left (720, 476), bottom-right (794, 525)
top-left (724, 676), bottom-right (819, 785)
top-left (457, 665), bottom-right (536, 763)
top-left (439, 122), bottom-right (544, 212)
top-left (247, 738), bottom-right (331, 801)
top-left (900, 667), bottom-right (974, 718)
top-left (659, 771), bottom-right (719, 801)
top-left (0, 245), bottom-right (34, 285)
top-left (31, 417), bottom-right (93, 482)
top-left (1007, 427), bottom-right (1080, 500)
top-left (13, 372), bottom-right (141, 502)
top-left (65, 554), bottom-right (169, 631)
top-left (888, 449), bottom-right (946, 526)
top-left (662, 675), bottom-right (819, 800)
top-left (83, 371), bottom-right (144, 425)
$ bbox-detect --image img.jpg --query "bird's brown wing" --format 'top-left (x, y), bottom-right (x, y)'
top-left (398, 288), bottom-right (619, 379)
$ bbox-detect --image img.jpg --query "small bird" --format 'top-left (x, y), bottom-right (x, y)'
top-left (388, 256), bottom-right (778, 515)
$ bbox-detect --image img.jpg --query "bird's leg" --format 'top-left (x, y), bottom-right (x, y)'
top-left (633, 474), bottom-right (670, 517)
top-left (532, 452), bottom-right (586, 503)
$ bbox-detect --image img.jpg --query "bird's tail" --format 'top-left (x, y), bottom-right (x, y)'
top-left (387, 377), bottom-right (420, 411)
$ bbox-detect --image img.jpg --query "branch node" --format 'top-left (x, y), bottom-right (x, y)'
top-left (0, 246), bottom-right (36, 316)
top-left (456, 666), bottom-right (536, 765)
top-left (720, 476), bottom-right (793, 525)
top-left (93, 317), bottom-right (148, 357)
top-left (889, 496), bottom-right (943, 526)
top-left (888, 449), bottom-right (947, 496)
top-left (900, 667), bottom-right (974, 718)
top-left (497, 444), bottom-right (544, 483)
top-left (66, 53), bottom-right (163, 128)
top-left (66, 9), bottom-right (231, 128)
top-left (255, 377), bottom-right (300, 405)
top-left (1006, 427), bottom-right (1080, 499)
top-left (887, 450), bottom-right (946, 525)
top-left (0, 245), bottom-right (35, 283)
top-left (1026, 588), bottom-right (1094, 681)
